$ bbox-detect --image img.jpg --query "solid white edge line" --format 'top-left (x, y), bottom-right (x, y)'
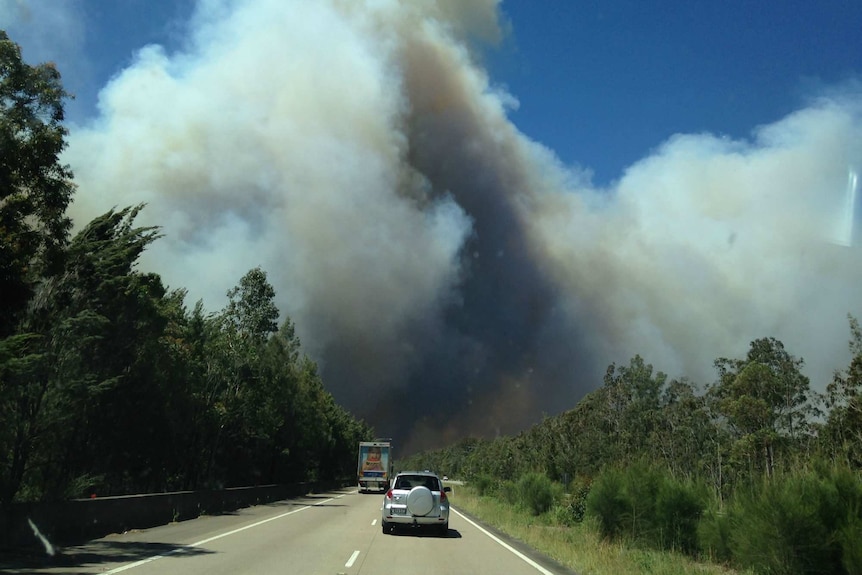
top-left (101, 496), bottom-right (337, 574)
top-left (345, 550), bottom-right (361, 567)
top-left (450, 508), bottom-right (556, 575)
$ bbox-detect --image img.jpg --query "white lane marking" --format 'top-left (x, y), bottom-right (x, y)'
top-left (345, 550), bottom-right (360, 567)
top-left (371, 519), bottom-right (377, 526)
top-left (102, 496), bottom-right (337, 574)
top-left (451, 508), bottom-right (556, 575)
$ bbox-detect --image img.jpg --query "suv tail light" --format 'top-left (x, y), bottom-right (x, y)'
top-left (439, 489), bottom-right (447, 502)
top-left (385, 489), bottom-right (393, 499)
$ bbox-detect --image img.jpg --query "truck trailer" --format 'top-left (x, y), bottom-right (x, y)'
top-left (358, 440), bottom-right (392, 493)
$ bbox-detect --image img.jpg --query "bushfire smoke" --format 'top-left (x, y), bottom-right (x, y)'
top-left (8, 0), bottom-right (862, 451)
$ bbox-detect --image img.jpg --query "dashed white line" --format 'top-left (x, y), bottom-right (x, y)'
top-left (451, 508), bottom-right (556, 575)
top-left (345, 550), bottom-right (361, 567)
top-left (371, 519), bottom-right (378, 526)
top-left (102, 496), bottom-right (338, 574)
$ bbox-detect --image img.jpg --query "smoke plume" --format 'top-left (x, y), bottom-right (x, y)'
top-left (10, 0), bottom-right (862, 451)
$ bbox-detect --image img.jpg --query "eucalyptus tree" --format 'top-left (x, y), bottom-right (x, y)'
top-left (199, 267), bottom-right (280, 485)
top-left (600, 355), bottom-right (666, 465)
top-left (654, 377), bottom-right (716, 480)
top-left (710, 338), bottom-right (818, 480)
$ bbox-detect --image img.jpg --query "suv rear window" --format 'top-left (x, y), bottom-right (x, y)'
top-left (395, 475), bottom-right (440, 490)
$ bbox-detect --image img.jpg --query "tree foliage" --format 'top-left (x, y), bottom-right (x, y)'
top-left (824, 315), bottom-right (862, 468)
top-left (0, 31), bottom-right (74, 338)
top-left (406, 329), bottom-right (862, 573)
top-left (710, 337), bottom-right (819, 482)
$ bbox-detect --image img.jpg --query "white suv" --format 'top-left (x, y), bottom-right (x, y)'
top-left (381, 471), bottom-right (451, 535)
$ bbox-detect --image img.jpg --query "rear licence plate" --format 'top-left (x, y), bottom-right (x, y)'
top-left (392, 508), bottom-right (407, 515)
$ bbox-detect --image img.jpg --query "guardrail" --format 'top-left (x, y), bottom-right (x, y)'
top-left (1, 480), bottom-right (350, 551)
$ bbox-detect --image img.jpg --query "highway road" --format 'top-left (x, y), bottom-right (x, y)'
top-left (2, 487), bottom-right (573, 574)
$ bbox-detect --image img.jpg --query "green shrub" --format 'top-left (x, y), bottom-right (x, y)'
top-left (697, 507), bottom-right (733, 564)
top-left (571, 476), bottom-right (592, 521)
top-left (587, 463), bottom-right (707, 555)
top-left (824, 467), bottom-right (862, 574)
top-left (499, 479), bottom-right (519, 506)
top-left (618, 463), bottom-right (662, 543)
top-left (653, 477), bottom-right (706, 554)
top-left (586, 468), bottom-right (628, 539)
top-left (553, 477), bottom-right (591, 526)
top-left (696, 466), bottom-right (862, 574)
top-left (472, 474), bottom-right (497, 496)
top-left (727, 474), bottom-right (836, 575)
top-left (838, 511), bottom-right (862, 575)
top-left (553, 498), bottom-right (577, 526)
top-left (515, 472), bottom-right (560, 515)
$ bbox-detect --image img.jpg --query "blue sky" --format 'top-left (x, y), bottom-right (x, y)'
top-left (491, 1), bottom-right (862, 183)
top-left (2, 1), bottom-right (861, 442)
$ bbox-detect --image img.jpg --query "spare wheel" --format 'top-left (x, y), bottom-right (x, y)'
top-left (406, 486), bottom-right (434, 516)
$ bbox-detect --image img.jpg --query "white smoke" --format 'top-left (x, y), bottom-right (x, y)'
top-left (6, 0), bottom-right (862, 446)
top-left (532, 101), bottom-right (862, 388)
top-left (66, 0), bottom-right (480, 405)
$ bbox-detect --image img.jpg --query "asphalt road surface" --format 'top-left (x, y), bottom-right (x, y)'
top-left (2, 487), bottom-right (573, 574)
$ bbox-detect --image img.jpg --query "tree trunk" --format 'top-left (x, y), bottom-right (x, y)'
top-left (764, 440), bottom-right (774, 478)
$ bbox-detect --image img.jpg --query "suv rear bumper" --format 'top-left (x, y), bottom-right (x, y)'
top-left (383, 506), bottom-right (449, 525)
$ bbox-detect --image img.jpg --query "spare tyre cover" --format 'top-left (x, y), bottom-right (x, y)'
top-left (406, 486), bottom-right (434, 516)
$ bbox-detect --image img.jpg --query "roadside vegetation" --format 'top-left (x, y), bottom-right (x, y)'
top-left (450, 481), bottom-right (735, 575)
top-left (0, 31), bottom-right (371, 507)
top-left (403, 334), bottom-right (862, 575)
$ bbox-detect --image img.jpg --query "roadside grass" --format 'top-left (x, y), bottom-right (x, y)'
top-left (449, 484), bottom-right (741, 575)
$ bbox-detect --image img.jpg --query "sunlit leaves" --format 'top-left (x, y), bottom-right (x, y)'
top-left (224, 267), bottom-right (279, 344)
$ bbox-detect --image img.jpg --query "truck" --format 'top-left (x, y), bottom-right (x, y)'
top-left (357, 440), bottom-right (392, 493)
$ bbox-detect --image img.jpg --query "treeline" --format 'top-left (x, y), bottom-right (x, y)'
top-left (402, 335), bottom-right (862, 573)
top-left (404, 333), bottom-right (862, 486)
top-left (0, 31), bottom-right (371, 506)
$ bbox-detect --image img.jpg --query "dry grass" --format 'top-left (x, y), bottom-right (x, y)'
top-left (449, 485), bottom-right (742, 575)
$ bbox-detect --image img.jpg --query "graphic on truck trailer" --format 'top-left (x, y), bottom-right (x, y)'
top-left (358, 441), bottom-right (391, 491)
top-left (361, 445), bottom-right (386, 474)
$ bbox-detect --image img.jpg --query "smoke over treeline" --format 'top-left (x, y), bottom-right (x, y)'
top-left (7, 0), bottom-right (862, 452)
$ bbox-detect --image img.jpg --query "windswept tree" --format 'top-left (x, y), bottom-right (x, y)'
top-left (1, 206), bottom-right (166, 502)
